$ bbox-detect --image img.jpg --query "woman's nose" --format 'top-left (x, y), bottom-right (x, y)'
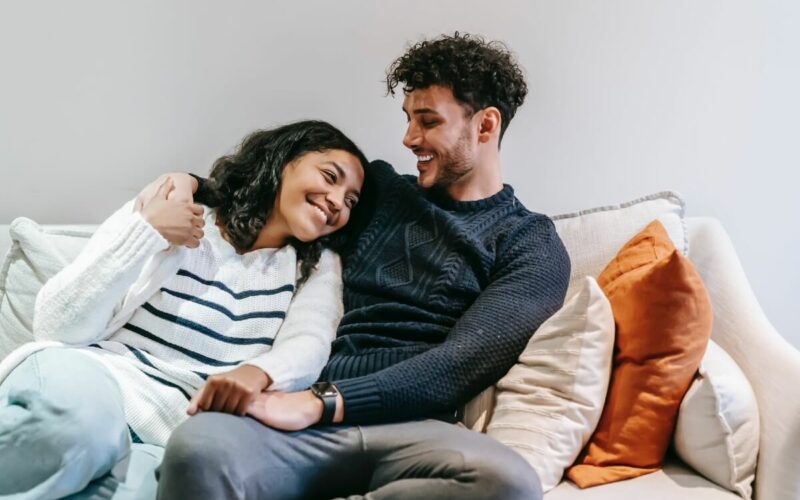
top-left (325, 191), bottom-right (344, 212)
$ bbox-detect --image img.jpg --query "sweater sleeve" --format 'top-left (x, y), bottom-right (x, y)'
top-left (33, 200), bottom-right (170, 344)
top-left (332, 217), bottom-right (571, 424)
top-left (242, 249), bottom-right (343, 392)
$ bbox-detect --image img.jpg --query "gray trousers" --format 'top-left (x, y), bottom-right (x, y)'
top-left (156, 413), bottom-right (542, 500)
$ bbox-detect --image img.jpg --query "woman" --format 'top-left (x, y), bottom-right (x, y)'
top-left (0, 120), bottom-right (368, 499)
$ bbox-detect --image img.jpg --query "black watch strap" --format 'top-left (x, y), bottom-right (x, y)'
top-left (311, 382), bottom-right (338, 425)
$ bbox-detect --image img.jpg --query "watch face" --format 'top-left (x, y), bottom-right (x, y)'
top-left (313, 382), bottom-right (338, 398)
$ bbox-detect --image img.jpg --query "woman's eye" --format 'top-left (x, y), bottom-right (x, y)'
top-left (323, 170), bottom-right (337, 183)
top-left (346, 197), bottom-right (358, 209)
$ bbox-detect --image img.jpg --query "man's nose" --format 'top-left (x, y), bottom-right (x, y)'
top-left (403, 123), bottom-right (421, 149)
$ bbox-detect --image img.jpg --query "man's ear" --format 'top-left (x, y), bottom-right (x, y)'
top-left (476, 107), bottom-right (502, 144)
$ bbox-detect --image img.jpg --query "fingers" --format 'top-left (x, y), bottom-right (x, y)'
top-left (187, 383), bottom-right (208, 415)
top-left (191, 381), bottom-right (216, 413)
top-left (190, 203), bottom-right (204, 216)
top-left (156, 177), bottom-right (174, 199)
top-left (211, 390), bottom-right (229, 413)
top-left (223, 392), bottom-right (243, 415)
top-left (236, 393), bottom-right (253, 416)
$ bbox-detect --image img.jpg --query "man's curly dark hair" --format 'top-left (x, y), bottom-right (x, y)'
top-left (386, 32), bottom-right (528, 143)
top-left (195, 120), bottom-right (369, 287)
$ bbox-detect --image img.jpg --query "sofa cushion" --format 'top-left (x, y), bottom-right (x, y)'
top-left (485, 276), bottom-right (614, 492)
top-left (674, 340), bottom-right (759, 499)
top-left (567, 220), bottom-right (713, 487)
top-left (0, 218), bottom-right (93, 358)
top-left (546, 458), bottom-right (739, 499)
top-left (552, 191), bottom-right (686, 301)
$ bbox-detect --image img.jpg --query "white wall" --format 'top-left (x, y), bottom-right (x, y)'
top-left (1, 1), bottom-right (797, 346)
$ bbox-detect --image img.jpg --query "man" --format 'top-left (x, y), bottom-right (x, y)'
top-left (152, 33), bottom-right (570, 499)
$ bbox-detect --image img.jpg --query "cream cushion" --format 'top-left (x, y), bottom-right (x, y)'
top-left (0, 218), bottom-right (93, 358)
top-left (544, 459), bottom-right (740, 499)
top-left (485, 276), bottom-right (614, 492)
top-left (674, 340), bottom-right (759, 499)
top-left (552, 191), bottom-right (686, 300)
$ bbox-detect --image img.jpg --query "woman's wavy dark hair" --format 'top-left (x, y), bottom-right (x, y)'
top-left (386, 32), bottom-right (528, 144)
top-left (196, 120), bottom-right (369, 287)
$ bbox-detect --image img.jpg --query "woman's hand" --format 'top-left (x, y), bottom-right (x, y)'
top-left (187, 365), bottom-right (272, 416)
top-left (138, 177), bottom-right (206, 248)
top-left (134, 172), bottom-right (198, 209)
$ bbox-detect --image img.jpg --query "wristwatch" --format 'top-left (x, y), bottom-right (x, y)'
top-left (310, 382), bottom-right (339, 425)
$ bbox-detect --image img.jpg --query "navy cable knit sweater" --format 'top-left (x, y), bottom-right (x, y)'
top-left (196, 160), bottom-right (570, 425)
top-left (321, 161), bottom-right (570, 424)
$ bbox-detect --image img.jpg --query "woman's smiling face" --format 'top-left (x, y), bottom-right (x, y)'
top-left (272, 149), bottom-right (364, 242)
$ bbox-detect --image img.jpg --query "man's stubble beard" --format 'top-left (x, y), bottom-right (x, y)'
top-left (433, 126), bottom-right (475, 189)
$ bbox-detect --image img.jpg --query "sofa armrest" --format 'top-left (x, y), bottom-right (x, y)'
top-left (687, 217), bottom-right (800, 500)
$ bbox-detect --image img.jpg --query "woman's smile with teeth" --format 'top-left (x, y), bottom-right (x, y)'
top-left (311, 203), bottom-right (328, 224)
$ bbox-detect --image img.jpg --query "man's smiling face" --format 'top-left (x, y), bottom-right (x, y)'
top-left (402, 85), bottom-right (478, 189)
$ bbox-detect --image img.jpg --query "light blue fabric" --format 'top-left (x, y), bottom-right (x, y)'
top-left (0, 348), bottom-right (143, 499)
top-left (65, 444), bottom-right (162, 500)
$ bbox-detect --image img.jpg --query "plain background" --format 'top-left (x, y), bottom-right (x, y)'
top-left (1, 1), bottom-right (797, 346)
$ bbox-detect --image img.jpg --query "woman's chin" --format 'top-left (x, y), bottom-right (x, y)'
top-left (292, 226), bottom-right (323, 243)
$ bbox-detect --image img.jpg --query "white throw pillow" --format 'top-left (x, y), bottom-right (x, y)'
top-left (674, 340), bottom-right (759, 499)
top-left (485, 276), bottom-right (615, 492)
top-left (552, 191), bottom-right (686, 300)
top-left (0, 218), bottom-right (93, 358)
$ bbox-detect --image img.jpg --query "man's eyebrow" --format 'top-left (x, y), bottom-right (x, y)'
top-left (325, 161), bottom-right (361, 197)
top-left (401, 107), bottom-right (439, 116)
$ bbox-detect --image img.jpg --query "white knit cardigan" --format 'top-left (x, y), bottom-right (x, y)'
top-left (0, 200), bottom-right (343, 393)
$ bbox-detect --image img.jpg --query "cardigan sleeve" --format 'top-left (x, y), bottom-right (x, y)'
top-left (33, 200), bottom-right (170, 344)
top-left (241, 249), bottom-right (343, 392)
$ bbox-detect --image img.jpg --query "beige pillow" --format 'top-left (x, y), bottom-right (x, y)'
top-left (0, 218), bottom-right (93, 358)
top-left (674, 340), bottom-right (759, 499)
top-left (552, 191), bottom-right (686, 300)
top-left (485, 276), bottom-right (615, 492)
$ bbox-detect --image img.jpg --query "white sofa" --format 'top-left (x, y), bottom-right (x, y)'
top-left (1, 215), bottom-right (798, 499)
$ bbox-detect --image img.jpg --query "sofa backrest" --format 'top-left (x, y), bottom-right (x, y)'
top-left (0, 224), bottom-right (98, 258)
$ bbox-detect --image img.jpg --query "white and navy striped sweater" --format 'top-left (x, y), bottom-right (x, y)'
top-left (0, 201), bottom-right (342, 446)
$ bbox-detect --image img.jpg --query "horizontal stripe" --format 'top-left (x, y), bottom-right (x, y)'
top-left (126, 344), bottom-right (206, 388)
top-left (176, 269), bottom-right (294, 299)
top-left (140, 369), bottom-right (192, 400)
top-left (140, 302), bottom-right (276, 346)
top-left (122, 323), bottom-right (243, 367)
top-left (160, 287), bottom-right (286, 321)
top-left (90, 342), bottom-right (192, 400)
top-left (129, 426), bottom-right (143, 444)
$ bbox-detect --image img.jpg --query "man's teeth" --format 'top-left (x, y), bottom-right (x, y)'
top-left (417, 154), bottom-right (434, 162)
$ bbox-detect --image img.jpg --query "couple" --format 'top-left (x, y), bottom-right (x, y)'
top-left (0, 33), bottom-right (570, 499)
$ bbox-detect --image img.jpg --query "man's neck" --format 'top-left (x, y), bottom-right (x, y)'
top-left (445, 157), bottom-right (503, 201)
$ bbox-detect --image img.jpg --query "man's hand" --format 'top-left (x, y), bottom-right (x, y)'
top-left (187, 365), bottom-right (272, 416)
top-left (137, 177), bottom-right (206, 248)
top-left (246, 389), bottom-right (344, 431)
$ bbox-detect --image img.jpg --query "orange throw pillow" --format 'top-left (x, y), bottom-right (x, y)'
top-left (566, 220), bottom-right (712, 488)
